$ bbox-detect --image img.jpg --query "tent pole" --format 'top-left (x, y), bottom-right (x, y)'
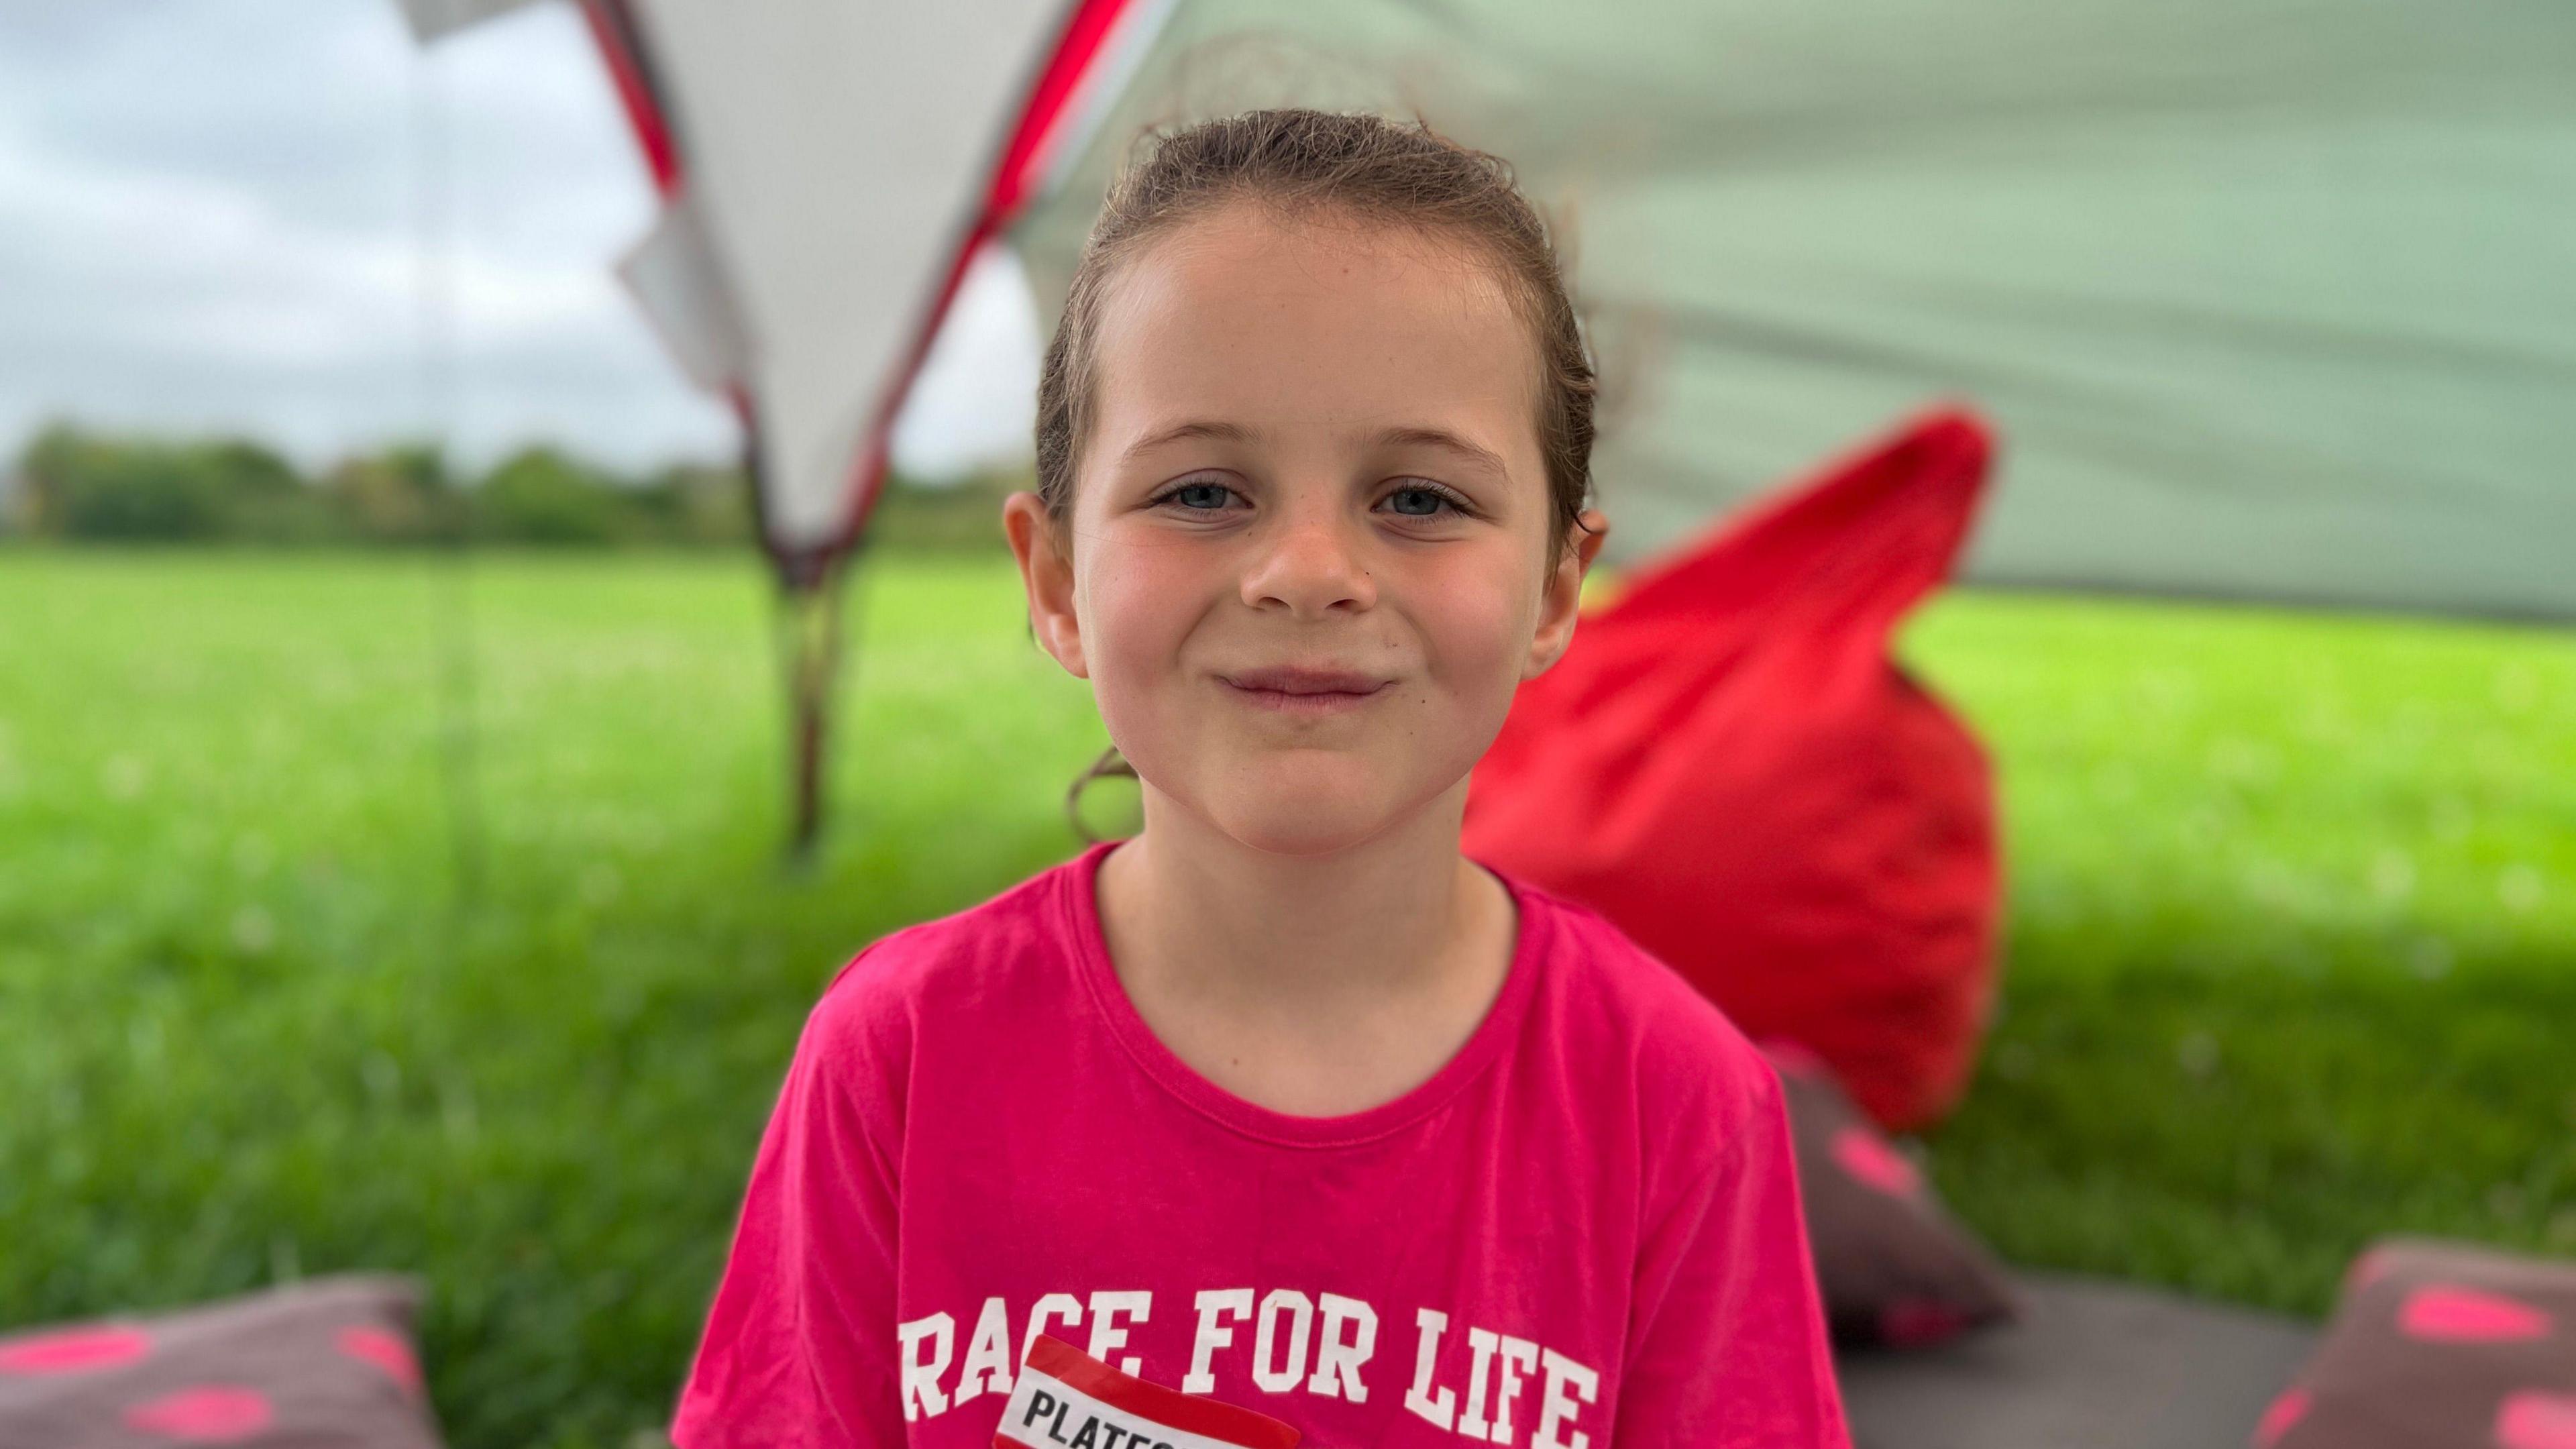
top-left (411, 29), bottom-right (482, 909)
top-left (776, 548), bottom-right (851, 862)
top-left (730, 389), bottom-right (859, 865)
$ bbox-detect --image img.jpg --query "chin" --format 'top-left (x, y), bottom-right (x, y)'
top-left (1202, 775), bottom-right (1409, 859)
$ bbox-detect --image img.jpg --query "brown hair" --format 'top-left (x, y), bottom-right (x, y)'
top-left (1040, 107), bottom-right (1603, 842)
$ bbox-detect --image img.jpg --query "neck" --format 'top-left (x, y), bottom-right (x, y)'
top-left (1095, 778), bottom-right (1499, 1018)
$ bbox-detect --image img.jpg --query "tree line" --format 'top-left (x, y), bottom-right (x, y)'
top-left (0, 422), bottom-right (1020, 551)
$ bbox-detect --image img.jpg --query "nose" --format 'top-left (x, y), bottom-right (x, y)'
top-left (1238, 493), bottom-right (1377, 619)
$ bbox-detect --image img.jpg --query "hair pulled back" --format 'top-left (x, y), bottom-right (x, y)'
top-left (1034, 107), bottom-right (1599, 566)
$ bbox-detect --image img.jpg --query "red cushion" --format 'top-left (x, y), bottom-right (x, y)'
top-left (1464, 405), bottom-right (2001, 1130)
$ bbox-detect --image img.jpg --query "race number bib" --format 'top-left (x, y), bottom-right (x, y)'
top-left (995, 1334), bottom-right (1300, 1449)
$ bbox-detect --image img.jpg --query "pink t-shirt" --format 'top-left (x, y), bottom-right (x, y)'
top-left (671, 839), bottom-right (1851, 1449)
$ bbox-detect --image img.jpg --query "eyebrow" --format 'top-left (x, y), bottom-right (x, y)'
top-left (1121, 419), bottom-right (1258, 462)
top-left (1371, 425), bottom-right (1510, 480)
top-left (1119, 419), bottom-right (1510, 480)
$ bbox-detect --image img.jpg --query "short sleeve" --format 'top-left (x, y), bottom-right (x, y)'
top-left (1611, 1065), bottom-right (1851, 1449)
top-left (669, 953), bottom-right (913, 1449)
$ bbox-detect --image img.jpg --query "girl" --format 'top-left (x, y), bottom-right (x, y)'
top-left (672, 109), bottom-right (1849, 1449)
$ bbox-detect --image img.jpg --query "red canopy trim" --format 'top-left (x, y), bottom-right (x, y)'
top-left (574, 0), bottom-right (1157, 573)
top-left (578, 0), bottom-right (680, 198)
top-left (830, 0), bottom-right (1156, 564)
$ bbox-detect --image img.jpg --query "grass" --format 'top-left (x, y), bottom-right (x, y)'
top-left (2, 549), bottom-right (2570, 1447)
top-left (1904, 597), bottom-right (2576, 1311)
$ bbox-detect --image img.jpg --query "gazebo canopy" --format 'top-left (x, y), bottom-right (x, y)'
top-left (405, 0), bottom-right (2576, 617)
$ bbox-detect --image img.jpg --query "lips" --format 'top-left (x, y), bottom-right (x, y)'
top-left (1221, 665), bottom-right (1390, 697)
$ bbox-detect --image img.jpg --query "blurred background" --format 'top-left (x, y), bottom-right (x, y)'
top-left (1, 3), bottom-right (2569, 1448)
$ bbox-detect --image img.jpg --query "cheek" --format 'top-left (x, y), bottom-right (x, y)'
top-left (1075, 533), bottom-right (1209, 686)
top-left (1414, 543), bottom-right (1544, 682)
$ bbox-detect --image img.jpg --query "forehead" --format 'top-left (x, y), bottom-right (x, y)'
top-left (1082, 201), bottom-right (1542, 476)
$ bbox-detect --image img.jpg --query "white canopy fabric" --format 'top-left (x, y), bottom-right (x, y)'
top-left (410, 0), bottom-right (2576, 616)
top-left (608, 0), bottom-right (1076, 555)
top-left (405, 0), bottom-right (1106, 559)
top-left (396, 0), bottom-right (548, 43)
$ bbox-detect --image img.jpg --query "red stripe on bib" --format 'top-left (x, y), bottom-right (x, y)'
top-left (995, 1334), bottom-right (1299, 1449)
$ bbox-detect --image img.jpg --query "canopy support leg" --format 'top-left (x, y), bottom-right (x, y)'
top-left (775, 549), bottom-right (851, 863)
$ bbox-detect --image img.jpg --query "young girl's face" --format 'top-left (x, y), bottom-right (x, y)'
top-left (1007, 199), bottom-right (1604, 857)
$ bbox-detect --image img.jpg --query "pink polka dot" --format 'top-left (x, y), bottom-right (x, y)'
top-left (0, 1325), bottom-right (152, 1375)
top-left (122, 1385), bottom-right (275, 1442)
top-left (2398, 1285), bottom-right (2553, 1342)
top-left (1830, 1124), bottom-right (1922, 1197)
top-left (2497, 1391), bottom-right (2576, 1449)
top-left (337, 1324), bottom-right (423, 1395)
top-left (2253, 1385), bottom-right (2311, 1449)
top-left (1878, 1299), bottom-right (1968, 1346)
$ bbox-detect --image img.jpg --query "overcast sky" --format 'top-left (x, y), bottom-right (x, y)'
top-left (0, 0), bottom-right (1036, 479)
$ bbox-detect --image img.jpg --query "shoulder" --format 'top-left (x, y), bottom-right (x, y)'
top-left (1512, 875), bottom-right (1786, 1152)
top-left (796, 854), bottom-right (1080, 1071)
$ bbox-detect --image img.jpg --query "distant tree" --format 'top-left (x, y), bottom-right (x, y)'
top-left (11, 422), bottom-right (345, 543)
top-left (864, 468), bottom-right (1024, 552)
top-left (474, 446), bottom-right (629, 545)
top-left (630, 461), bottom-right (753, 546)
top-left (5, 423), bottom-right (763, 549)
top-left (204, 438), bottom-right (337, 543)
top-left (21, 423), bottom-right (227, 541)
top-left (323, 443), bottom-right (462, 545)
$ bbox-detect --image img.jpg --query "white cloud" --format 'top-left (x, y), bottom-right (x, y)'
top-left (0, 0), bottom-right (1046, 497)
top-left (0, 0), bottom-right (735, 475)
top-left (891, 241), bottom-right (1042, 483)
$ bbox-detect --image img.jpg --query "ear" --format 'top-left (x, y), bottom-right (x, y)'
top-left (1002, 490), bottom-right (1090, 680)
top-left (1525, 506), bottom-right (1610, 679)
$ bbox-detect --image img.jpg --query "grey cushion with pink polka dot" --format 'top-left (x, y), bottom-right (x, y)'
top-left (0, 1275), bottom-right (441, 1448)
top-left (1762, 1038), bottom-right (2023, 1348)
top-left (2256, 1237), bottom-right (2576, 1449)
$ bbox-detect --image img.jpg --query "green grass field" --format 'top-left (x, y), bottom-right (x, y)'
top-left (3, 550), bottom-right (2570, 1448)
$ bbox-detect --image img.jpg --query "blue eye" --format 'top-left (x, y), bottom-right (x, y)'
top-left (1383, 481), bottom-right (1470, 519)
top-left (1150, 478), bottom-right (1238, 513)
top-left (1146, 477), bottom-right (1472, 519)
